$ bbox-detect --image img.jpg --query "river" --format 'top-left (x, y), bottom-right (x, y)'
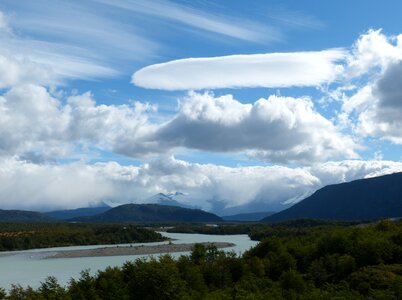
top-left (0, 232), bottom-right (258, 289)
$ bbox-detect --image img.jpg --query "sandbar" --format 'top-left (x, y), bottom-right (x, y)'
top-left (46, 242), bottom-right (235, 259)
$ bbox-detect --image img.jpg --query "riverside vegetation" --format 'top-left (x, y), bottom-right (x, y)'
top-left (0, 223), bottom-right (165, 251)
top-left (2, 220), bottom-right (402, 299)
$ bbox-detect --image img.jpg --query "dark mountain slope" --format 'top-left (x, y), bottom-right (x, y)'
top-left (0, 209), bottom-right (54, 222)
top-left (45, 204), bottom-right (110, 220)
top-left (264, 172), bottom-right (402, 222)
top-left (222, 211), bottom-right (275, 222)
top-left (73, 204), bottom-right (222, 223)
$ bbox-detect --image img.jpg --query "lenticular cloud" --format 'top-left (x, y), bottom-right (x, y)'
top-left (132, 50), bottom-right (346, 90)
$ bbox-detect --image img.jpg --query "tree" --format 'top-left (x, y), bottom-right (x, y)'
top-left (39, 276), bottom-right (66, 300)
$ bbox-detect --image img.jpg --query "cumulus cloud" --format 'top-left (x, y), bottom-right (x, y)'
top-left (1, 156), bottom-right (402, 212)
top-left (0, 84), bottom-right (157, 159)
top-left (356, 61), bottom-right (402, 143)
top-left (0, 87), bottom-right (356, 164)
top-left (339, 30), bottom-right (402, 143)
top-left (154, 92), bottom-right (358, 164)
top-left (0, 52), bottom-right (54, 88)
top-left (132, 50), bottom-right (346, 90)
top-left (346, 29), bottom-right (402, 78)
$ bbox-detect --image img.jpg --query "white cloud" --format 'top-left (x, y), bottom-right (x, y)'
top-left (1, 156), bottom-right (401, 212)
top-left (132, 50), bottom-right (346, 90)
top-left (355, 61), bottom-right (402, 143)
top-left (346, 29), bottom-right (402, 78)
top-left (0, 84), bottom-right (70, 158)
top-left (0, 85), bottom-right (157, 159)
top-left (0, 87), bottom-right (357, 165)
top-left (0, 52), bottom-right (52, 88)
top-left (339, 30), bottom-right (402, 144)
top-left (308, 160), bottom-right (402, 187)
top-left (153, 92), bottom-right (358, 164)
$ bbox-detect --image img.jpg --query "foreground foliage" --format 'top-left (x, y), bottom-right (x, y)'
top-left (0, 223), bottom-right (165, 251)
top-left (3, 220), bottom-right (402, 299)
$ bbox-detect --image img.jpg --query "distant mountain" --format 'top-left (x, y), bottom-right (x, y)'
top-left (72, 203), bottom-right (222, 223)
top-left (45, 203), bottom-right (111, 220)
top-left (0, 209), bottom-right (54, 222)
top-left (222, 211), bottom-right (276, 222)
top-left (264, 172), bottom-right (402, 222)
top-left (144, 193), bottom-right (195, 209)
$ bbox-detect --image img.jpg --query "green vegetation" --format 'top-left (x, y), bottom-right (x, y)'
top-left (0, 223), bottom-right (165, 251)
top-left (166, 219), bottom-right (362, 238)
top-left (3, 219), bottom-right (402, 299)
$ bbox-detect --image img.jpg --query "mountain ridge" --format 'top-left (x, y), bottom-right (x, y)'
top-left (0, 209), bottom-right (54, 222)
top-left (45, 204), bottom-right (111, 220)
top-left (72, 203), bottom-right (223, 223)
top-left (264, 172), bottom-right (402, 222)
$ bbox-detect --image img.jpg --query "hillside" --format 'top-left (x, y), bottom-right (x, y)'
top-left (222, 211), bottom-right (275, 222)
top-left (264, 172), bottom-right (402, 222)
top-left (45, 205), bottom-right (110, 220)
top-left (73, 203), bottom-right (222, 223)
top-left (0, 209), bottom-right (54, 222)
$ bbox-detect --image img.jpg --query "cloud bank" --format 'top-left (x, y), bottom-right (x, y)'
top-left (1, 156), bottom-right (401, 212)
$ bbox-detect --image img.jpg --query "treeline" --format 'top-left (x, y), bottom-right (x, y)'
top-left (3, 219), bottom-right (402, 299)
top-left (166, 224), bottom-right (253, 235)
top-left (0, 223), bottom-right (165, 251)
top-left (167, 219), bottom-right (361, 239)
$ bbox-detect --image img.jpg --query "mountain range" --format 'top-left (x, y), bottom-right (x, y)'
top-left (264, 172), bottom-right (402, 222)
top-left (2, 172), bottom-right (402, 223)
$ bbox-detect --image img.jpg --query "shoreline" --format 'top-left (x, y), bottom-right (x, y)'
top-left (45, 242), bottom-right (235, 259)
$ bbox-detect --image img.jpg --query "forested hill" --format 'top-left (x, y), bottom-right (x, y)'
top-left (0, 209), bottom-right (53, 222)
top-left (264, 172), bottom-right (402, 222)
top-left (45, 205), bottom-right (110, 220)
top-left (72, 203), bottom-right (223, 223)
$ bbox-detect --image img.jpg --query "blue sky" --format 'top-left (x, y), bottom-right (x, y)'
top-left (1, 0), bottom-right (402, 212)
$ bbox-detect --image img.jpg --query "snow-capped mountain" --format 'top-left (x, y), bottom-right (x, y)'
top-left (143, 192), bottom-right (196, 209)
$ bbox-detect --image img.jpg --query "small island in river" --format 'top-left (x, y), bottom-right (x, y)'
top-left (46, 242), bottom-right (235, 259)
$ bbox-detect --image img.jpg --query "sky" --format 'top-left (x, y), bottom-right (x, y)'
top-left (1, 0), bottom-right (402, 213)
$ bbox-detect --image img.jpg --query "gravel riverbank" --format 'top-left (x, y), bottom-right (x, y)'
top-left (46, 242), bottom-right (235, 259)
